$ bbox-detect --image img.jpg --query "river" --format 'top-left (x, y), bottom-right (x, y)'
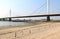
top-left (0, 21), bottom-right (28, 27)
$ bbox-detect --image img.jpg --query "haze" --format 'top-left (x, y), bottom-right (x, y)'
top-left (0, 0), bottom-right (60, 19)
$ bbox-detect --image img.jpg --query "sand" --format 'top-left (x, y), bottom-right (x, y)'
top-left (0, 22), bottom-right (60, 39)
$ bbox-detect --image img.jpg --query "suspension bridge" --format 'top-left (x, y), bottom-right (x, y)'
top-left (0, 0), bottom-right (60, 21)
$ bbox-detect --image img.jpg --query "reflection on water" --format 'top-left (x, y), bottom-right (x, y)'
top-left (0, 21), bottom-right (27, 27)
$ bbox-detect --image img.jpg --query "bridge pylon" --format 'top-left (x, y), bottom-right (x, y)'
top-left (9, 18), bottom-right (12, 21)
top-left (47, 16), bottom-right (50, 21)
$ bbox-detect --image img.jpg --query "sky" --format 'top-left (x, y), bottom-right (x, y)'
top-left (0, 0), bottom-right (60, 19)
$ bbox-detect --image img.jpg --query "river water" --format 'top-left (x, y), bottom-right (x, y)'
top-left (0, 21), bottom-right (28, 27)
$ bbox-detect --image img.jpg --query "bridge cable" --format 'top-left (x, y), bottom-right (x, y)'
top-left (31, 2), bottom-right (47, 15)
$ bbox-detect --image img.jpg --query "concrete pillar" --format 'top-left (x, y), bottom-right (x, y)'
top-left (3, 18), bottom-right (5, 21)
top-left (0, 18), bottom-right (2, 21)
top-left (47, 16), bottom-right (50, 21)
top-left (9, 18), bottom-right (12, 21)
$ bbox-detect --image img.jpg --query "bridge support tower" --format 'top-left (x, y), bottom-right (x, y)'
top-left (9, 18), bottom-right (12, 21)
top-left (47, 16), bottom-right (50, 21)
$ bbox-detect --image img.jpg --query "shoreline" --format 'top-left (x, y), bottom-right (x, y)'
top-left (0, 21), bottom-right (60, 30)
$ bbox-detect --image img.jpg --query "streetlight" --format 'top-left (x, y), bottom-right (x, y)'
top-left (10, 9), bottom-right (11, 17)
top-left (9, 9), bottom-right (11, 21)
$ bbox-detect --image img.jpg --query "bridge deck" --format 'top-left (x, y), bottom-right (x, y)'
top-left (5, 14), bottom-right (60, 18)
top-left (0, 14), bottom-right (60, 21)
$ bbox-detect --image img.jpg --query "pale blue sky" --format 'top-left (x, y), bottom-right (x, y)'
top-left (0, 0), bottom-right (60, 19)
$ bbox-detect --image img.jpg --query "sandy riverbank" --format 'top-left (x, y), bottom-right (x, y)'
top-left (0, 22), bottom-right (60, 39)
